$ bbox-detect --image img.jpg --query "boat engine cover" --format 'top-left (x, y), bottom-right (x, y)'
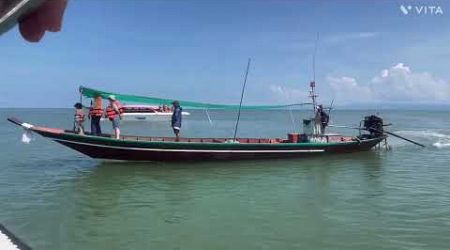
top-left (363, 115), bottom-right (384, 137)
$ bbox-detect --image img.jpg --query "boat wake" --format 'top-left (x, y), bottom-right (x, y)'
top-left (433, 141), bottom-right (450, 149)
top-left (394, 130), bottom-right (450, 149)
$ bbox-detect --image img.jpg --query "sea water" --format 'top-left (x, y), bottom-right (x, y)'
top-left (0, 108), bottom-right (450, 250)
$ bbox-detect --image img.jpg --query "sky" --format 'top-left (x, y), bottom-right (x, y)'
top-left (1, 0), bottom-right (450, 108)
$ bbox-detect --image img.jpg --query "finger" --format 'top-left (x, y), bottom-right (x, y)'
top-left (18, 0), bottom-right (68, 42)
top-left (39, 0), bottom-right (68, 32)
top-left (18, 11), bottom-right (45, 42)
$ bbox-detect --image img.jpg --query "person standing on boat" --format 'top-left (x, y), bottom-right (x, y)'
top-left (89, 95), bottom-right (104, 136)
top-left (106, 95), bottom-right (124, 139)
top-left (171, 101), bottom-right (182, 141)
top-left (73, 102), bottom-right (85, 135)
top-left (316, 105), bottom-right (329, 134)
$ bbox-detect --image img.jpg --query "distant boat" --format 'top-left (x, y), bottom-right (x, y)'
top-left (101, 104), bottom-right (190, 122)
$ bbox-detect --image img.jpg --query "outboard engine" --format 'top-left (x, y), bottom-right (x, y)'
top-left (363, 115), bottom-right (384, 138)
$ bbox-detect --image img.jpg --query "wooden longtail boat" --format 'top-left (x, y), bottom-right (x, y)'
top-left (7, 117), bottom-right (386, 161)
top-left (8, 79), bottom-right (392, 161)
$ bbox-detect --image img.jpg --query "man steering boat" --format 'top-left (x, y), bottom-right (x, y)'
top-left (316, 104), bottom-right (330, 134)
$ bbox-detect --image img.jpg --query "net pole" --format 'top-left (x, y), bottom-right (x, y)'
top-left (233, 58), bottom-right (251, 141)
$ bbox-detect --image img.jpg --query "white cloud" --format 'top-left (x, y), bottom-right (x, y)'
top-left (270, 85), bottom-right (307, 103)
top-left (327, 63), bottom-right (450, 104)
top-left (327, 76), bottom-right (373, 102)
top-left (380, 69), bottom-right (389, 78)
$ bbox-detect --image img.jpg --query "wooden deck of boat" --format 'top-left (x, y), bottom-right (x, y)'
top-left (121, 136), bottom-right (285, 144)
top-left (74, 131), bottom-right (355, 144)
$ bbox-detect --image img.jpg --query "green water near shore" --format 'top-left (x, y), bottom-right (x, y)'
top-left (1, 109), bottom-right (450, 249)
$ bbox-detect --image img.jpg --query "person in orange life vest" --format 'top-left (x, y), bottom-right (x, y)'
top-left (73, 102), bottom-right (85, 135)
top-left (106, 95), bottom-right (123, 139)
top-left (89, 95), bottom-right (103, 136)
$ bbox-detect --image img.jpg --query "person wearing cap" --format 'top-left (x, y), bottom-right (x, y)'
top-left (105, 95), bottom-right (123, 139)
top-left (171, 101), bottom-right (182, 141)
top-left (73, 102), bottom-right (85, 135)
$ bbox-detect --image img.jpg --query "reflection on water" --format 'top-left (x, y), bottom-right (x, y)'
top-left (47, 152), bottom-right (387, 249)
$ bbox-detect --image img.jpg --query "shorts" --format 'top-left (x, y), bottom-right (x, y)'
top-left (172, 126), bottom-right (180, 134)
top-left (111, 117), bottom-right (120, 129)
top-left (75, 122), bottom-right (84, 133)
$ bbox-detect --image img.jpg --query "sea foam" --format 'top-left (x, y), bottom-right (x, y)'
top-left (394, 130), bottom-right (450, 149)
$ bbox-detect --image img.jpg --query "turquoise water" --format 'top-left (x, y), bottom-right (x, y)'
top-left (1, 109), bottom-right (450, 249)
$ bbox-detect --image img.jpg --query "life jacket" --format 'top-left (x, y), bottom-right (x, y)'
top-left (74, 109), bottom-right (85, 122)
top-left (89, 97), bottom-right (104, 117)
top-left (89, 107), bottom-right (104, 117)
top-left (106, 100), bottom-right (124, 120)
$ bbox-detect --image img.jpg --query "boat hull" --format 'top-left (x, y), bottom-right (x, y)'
top-left (56, 139), bottom-right (382, 161)
top-left (8, 118), bottom-right (385, 162)
top-left (44, 131), bottom-right (384, 162)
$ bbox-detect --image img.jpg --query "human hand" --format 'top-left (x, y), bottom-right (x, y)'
top-left (19, 0), bottom-right (68, 42)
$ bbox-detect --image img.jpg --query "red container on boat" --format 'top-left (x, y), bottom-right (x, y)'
top-left (288, 133), bottom-right (300, 143)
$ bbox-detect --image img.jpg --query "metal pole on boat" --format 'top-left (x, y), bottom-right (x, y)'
top-left (311, 32), bottom-right (319, 115)
top-left (306, 33), bottom-right (321, 137)
top-left (233, 58), bottom-right (251, 142)
top-left (312, 33), bottom-right (319, 85)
